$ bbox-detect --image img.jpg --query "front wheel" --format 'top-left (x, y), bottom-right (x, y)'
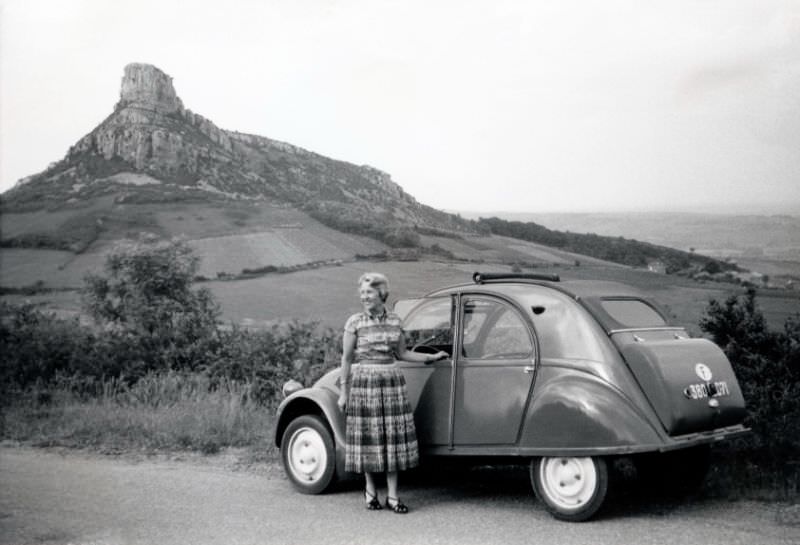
top-left (281, 415), bottom-right (337, 494)
top-left (530, 456), bottom-right (609, 522)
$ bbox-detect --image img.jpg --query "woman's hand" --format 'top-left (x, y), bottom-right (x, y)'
top-left (426, 351), bottom-right (449, 364)
top-left (337, 391), bottom-right (347, 412)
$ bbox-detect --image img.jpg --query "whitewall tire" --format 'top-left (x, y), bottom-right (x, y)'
top-left (281, 415), bottom-right (337, 494)
top-left (530, 456), bottom-right (609, 522)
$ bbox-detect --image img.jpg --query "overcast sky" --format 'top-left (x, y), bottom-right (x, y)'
top-left (1, 0), bottom-right (799, 214)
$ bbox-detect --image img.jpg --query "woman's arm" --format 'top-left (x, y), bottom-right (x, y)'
top-left (337, 330), bottom-right (356, 411)
top-left (395, 331), bottom-right (449, 364)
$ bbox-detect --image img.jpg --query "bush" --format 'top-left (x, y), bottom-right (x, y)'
top-left (0, 303), bottom-right (96, 402)
top-left (208, 322), bottom-right (340, 404)
top-left (700, 288), bottom-right (800, 469)
top-left (1, 237), bottom-right (340, 406)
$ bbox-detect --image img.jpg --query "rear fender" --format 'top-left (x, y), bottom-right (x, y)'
top-left (519, 364), bottom-right (664, 455)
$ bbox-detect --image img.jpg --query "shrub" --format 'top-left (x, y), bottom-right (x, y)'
top-left (207, 322), bottom-right (339, 404)
top-left (700, 288), bottom-right (800, 468)
top-left (0, 303), bottom-right (95, 402)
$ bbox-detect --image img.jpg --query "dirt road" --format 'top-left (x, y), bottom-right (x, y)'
top-left (1, 447), bottom-right (798, 545)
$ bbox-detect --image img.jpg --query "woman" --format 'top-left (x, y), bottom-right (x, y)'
top-left (337, 272), bottom-right (448, 514)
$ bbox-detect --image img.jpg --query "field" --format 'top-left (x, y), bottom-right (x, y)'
top-left (3, 203), bottom-right (798, 332)
top-left (209, 261), bottom-right (797, 333)
top-left (1, 200), bottom-right (386, 285)
top-left (5, 259), bottom-right (796, 335)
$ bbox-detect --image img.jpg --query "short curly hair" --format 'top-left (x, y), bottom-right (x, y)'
top-left (358, 272), bottom-right (390, 302)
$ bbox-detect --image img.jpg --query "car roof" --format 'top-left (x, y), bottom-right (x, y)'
top-left (417, 274), bottom-right (675, 330)
top-left (425, 277), bottom-right (646, 301)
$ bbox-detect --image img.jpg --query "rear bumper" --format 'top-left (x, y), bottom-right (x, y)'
top-left (658, 424), bottom-right (750, 452)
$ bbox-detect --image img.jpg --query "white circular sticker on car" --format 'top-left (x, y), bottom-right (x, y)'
top-left (695, 363), bottom-right (713, 381)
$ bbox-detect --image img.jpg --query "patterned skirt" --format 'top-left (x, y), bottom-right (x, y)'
top-left (344, 364), bottom-right (420, 474)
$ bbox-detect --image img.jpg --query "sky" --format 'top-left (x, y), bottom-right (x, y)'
top-left (1, 0), bottom-right (799, 214)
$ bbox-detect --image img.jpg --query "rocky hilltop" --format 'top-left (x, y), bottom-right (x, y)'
top-left (4, 63), bottom-right (469, 234)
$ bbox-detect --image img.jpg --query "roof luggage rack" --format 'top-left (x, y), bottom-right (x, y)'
top-left (473, 271), bottom-right (560, 284)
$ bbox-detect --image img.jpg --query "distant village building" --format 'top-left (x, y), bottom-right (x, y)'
top-left (647, 260), bottom-right (666, 274)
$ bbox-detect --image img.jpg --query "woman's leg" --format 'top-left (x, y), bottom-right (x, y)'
top-left (385, 471), bottom-right (408, 513)
top-left (365, 472), bottom-right (378, 496)
top-left (364, 472), bottom-right (382, 510)
top-left (387, 471), bottom-right (398, 501)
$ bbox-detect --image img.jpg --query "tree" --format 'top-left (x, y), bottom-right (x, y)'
top-left (82, 236), bottom-right (220, 374)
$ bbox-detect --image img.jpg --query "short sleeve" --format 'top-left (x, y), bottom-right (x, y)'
top-left (344, 313), bottom-right (360, 334)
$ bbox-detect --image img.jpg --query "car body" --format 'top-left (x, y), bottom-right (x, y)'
top-left (275, 272), bottom-right (748, 521)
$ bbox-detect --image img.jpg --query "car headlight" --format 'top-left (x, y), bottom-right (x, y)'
top-left (282, 379), bottom-right (304, 398)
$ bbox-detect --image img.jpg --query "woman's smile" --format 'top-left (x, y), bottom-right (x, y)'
top-left (360, 287), bottom-right (382, 312)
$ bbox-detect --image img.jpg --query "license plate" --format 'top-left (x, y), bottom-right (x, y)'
top-left (683, 380), bottom-right (731, 400)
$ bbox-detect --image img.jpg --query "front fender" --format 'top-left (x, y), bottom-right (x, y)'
top-left (519, 364), bottom-right (665, 456)
top-left (275, 387), bottom-right (346, 454)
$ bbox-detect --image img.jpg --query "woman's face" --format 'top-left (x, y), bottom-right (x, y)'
top-left (359, 284), bottom-right (383, 313)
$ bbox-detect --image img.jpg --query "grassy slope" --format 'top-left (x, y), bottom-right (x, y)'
top-left (0, 199), bottom-right (387, 286)
top-left (205, 261), bottom-right (758, 334)
top-left (3, 199), bottom-right (798, 331)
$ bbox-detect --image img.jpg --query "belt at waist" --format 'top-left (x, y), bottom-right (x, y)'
top-left (353, 360), bottom-right (396, 367)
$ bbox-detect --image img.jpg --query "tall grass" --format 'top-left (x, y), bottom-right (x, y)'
top-left (2, 372), bottom-right (277, 458)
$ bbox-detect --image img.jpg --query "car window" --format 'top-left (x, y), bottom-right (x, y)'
top-left (462, 300), bottom-right (491, 345)
top-left (520, 290), bottom-right (613, 362)
top-left (402, 297), bottom-right (454, 354)
top-left (462, 298), bottom-right (533, 360)
top-left (601, 299), bottom-right (666, 327)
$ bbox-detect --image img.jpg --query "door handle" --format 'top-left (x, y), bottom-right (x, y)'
top-left (523, 366), bottom-right (535, 374)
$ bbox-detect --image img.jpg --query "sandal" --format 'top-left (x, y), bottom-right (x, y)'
top-left (365, 490), bottom-right (383, 511)
top-left (385, 496), bottom-right (409, 514)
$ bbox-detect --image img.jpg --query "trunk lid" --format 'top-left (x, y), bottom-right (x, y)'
top-left (616, 334), bottom-right (746, 436)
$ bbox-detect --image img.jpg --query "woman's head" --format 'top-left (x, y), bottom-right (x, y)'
top-left (358, 272), bottom-right (390, 306)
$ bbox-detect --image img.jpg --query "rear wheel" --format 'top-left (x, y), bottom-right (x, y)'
top-left (281, 415), bottom-right (337, 494)
top-left (530, 456), bottom-right (609, 522)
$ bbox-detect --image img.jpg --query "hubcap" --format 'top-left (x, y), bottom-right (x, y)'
top-left (539, 457), bottom-right (597, 510)
top-left (287, 427), bottom-right (328, 483)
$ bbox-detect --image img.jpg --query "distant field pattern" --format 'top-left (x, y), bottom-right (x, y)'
top-left (0, 248), bottom-right (109, 287)
top-left (190, 232), bottom-right (309, 276)
top-left (0, 249), bottom-right (75, 286)
top-left (189, 225), bottom-right (385, 277)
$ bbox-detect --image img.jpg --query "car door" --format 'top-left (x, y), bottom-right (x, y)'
top-left (452, 295), bottom-right (536, 445)
top-left (397, 296), bottom-right (455, 446)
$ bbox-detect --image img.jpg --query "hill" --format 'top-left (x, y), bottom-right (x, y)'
top-left (1, 63), bottom-right (736, 294)
top-left (1, 63), bottom-right (473, 246)
top-left (459, 211), bottom-right (800, 285)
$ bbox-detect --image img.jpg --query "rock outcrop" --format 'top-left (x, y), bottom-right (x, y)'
top-left (3, 63), bottom-right (474, 235)
top-left (117, 63), bottom-right (184, 114)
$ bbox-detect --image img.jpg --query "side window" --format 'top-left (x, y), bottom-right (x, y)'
top-left (402, 297), bottom-right (454, 355)
top-left (462, 298), bottom-right (533, 360)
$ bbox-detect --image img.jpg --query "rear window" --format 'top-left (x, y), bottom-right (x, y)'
top-left (600, 299), bottom-right (666, 327)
